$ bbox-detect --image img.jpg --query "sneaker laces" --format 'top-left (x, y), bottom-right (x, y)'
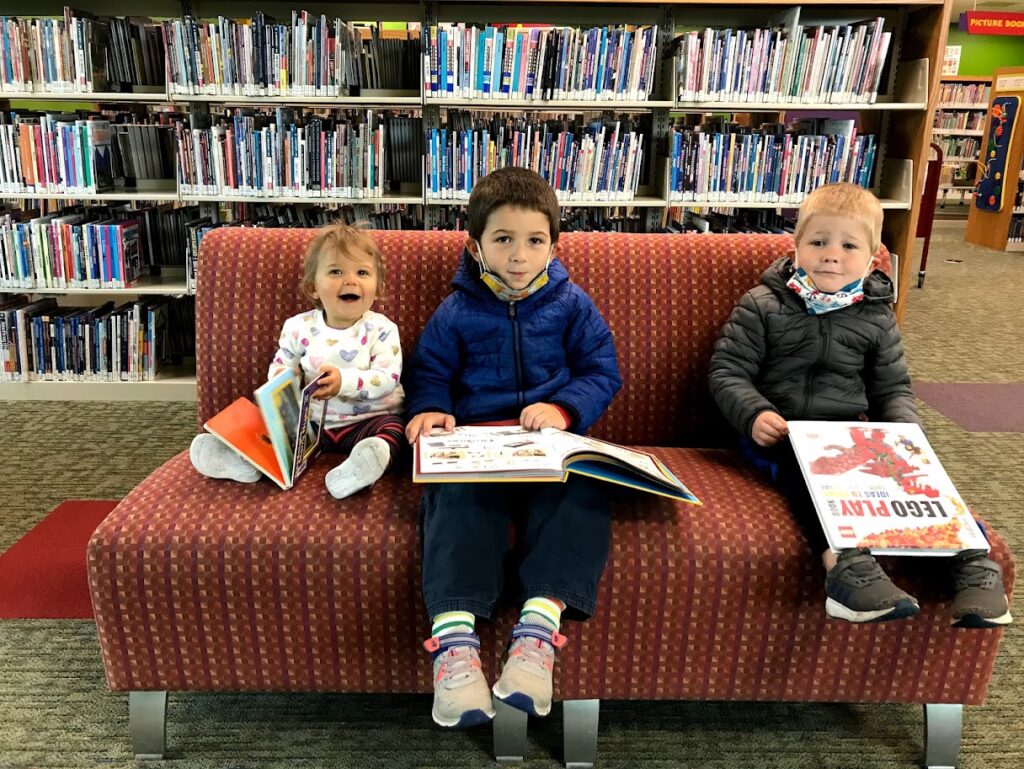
top-left (423, 633), bottom-right (483, 688)
top-left (835, 550), bottom-right (888, 587)
top-left (953, 555), bottom-right (1000, 591)
top-left (507, 622), bottom-right (567, 674)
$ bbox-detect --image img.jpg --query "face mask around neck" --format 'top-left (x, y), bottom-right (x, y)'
top-left (475, 244), bottom-right (553, 302)
top-left (786, 258), bottom-right (873, 315)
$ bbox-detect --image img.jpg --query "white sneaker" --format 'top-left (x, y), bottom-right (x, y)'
top-left (189, 434), bottom-right (261, 483)
top-left (325, 436), bottom-right (391, 499)
top-left (423, 632), bottom-right (496, 728)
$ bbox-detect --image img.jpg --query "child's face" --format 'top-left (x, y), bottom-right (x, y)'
top-left (794, 215), bottom-right (875, 294)
top-left (310, 249), bottom-right (378, 329)
top-left (468, 205), bottom-right (554, 289)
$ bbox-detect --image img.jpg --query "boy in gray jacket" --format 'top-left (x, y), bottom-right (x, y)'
top-left (709, 183), bottom-right (1011, 628)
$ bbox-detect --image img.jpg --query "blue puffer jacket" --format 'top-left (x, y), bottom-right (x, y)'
top-left (406, 252), bottom-right (621, 433)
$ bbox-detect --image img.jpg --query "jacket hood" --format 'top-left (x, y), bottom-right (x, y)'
top-left (760, 256), bottom-right (895, 305)
top-left (451, 249), bottom-right (570, 305)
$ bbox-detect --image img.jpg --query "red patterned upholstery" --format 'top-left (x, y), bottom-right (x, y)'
top-left (89, 230), bottom-right (1011, 706)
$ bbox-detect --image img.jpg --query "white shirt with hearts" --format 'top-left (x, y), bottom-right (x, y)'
top-left (268, 309), bottom-right (404, 429)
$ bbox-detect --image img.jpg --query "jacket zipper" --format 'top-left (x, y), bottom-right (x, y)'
top-left (800, 315), bottom-right (831, 417)
top-left (509, 301), bottom-right (524, 408)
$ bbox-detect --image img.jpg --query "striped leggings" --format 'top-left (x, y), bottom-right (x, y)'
top-left (319, 414), bottom-right (406, 470)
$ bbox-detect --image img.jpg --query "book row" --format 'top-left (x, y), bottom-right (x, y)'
top-left (422, 23), bottom-right (658, 102)
top-left (938, 82), bottom-right (990, 105)
top-left (425, 113), bottom-right (648, 201)
top-left (163, 16), bottom-right (419, 96)
top-left (935, 136), bottom-right (980, 159)
top-left (0, 210), bottom-right (146, 290)
top-left (674, 19), bottom-right (891, 104)
top-left (667, 121), bottom-right (877, 203)
top-left (0, 113), bottom-right (177, 195)
top-left (0, 10), bottom-right (164, 93)
top-left (933, 112), bottom-right (985, 131)
top-left (174, 110), bottom-right (412, 198)
top-left (0, 294), bottom-right (194, 382)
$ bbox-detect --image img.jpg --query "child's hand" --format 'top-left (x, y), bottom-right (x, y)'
top-left (405, 412), bottom-right (456, 443)
top-left (520, 403), bottom-right (569, 431)
top-left (752, 410), bottom-right (789, 447)
top-left (313, 365), bottom-right (342, 400)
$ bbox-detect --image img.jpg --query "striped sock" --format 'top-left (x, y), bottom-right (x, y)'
top-left (431, 610), bottom-right (475, 637)
top-left (520, 597), bottom-right (565, 631)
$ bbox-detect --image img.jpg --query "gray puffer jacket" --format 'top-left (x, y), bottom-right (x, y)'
top-left (709, 257), bottom-right (918, 439)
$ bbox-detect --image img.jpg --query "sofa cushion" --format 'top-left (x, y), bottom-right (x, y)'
top-left (88, 447), bottom-right (1011, 704)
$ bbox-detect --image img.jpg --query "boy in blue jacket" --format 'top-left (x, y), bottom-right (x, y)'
top-left (405, 167), bottom-right (622, 728)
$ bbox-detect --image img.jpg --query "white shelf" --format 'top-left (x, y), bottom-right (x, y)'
top-left (1005, 241), bottom-right (1024, 252)
top-left (0, 368), bottom-right (196, 401)
top-left (673, 99), bottom-right (926, 111)
top-left (171, 93), bottom-right (421, 106)
top-left (180, 192), bottom-right (423, 206)
top-left (938, 103), bottom-right (989, 110)
top-left (0, 274), bottom-right (188, 296)
top-left (667, 197), bottom-right (910, 210)
top-left (943, 157), bottom-right (978, 164)
top-left (938, 185), bottom-right (974, 191)
top-left (2, 186), bottom-right (178, 202)
top-left (427, 97), bottom-right (673, 110)
top-left (426, 195), bottom-right (667, 208)
top-left (0, 90), bottom-right (168, 102)
top-left (932, 128), bottom-right (984, 136)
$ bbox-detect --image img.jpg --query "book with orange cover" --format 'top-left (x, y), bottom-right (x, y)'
top-left (203, 370), bottom-right (327, 489)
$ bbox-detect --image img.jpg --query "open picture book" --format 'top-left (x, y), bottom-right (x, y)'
top-left (787, 421), bottom-right (989, 556)
top-left (202, 369), bottom-right (327, 490)
top-left (413, 425), bottom-right (700, 503)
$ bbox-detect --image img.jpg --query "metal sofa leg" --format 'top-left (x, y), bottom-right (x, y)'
top-left (129, 691), bottom-right (167, 759)
top-left (924, 703), bottom-right (963, 769)
top-left (564, 699), bottom-right (600, 769)
top-left (493, 697), bottom-right (528, 763)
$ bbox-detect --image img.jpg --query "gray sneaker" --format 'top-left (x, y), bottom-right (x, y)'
top-left (492, 621), bottom-right (567, 717)
top-left (950, 551), bottom-right (1013, 629)
top-left (825, 549), bottom-right (920, 623)
top-left (423, 632), bottom-right (495, 728)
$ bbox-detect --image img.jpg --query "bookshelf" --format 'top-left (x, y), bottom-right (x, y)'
top-left (965, 67), bottom-right (1024, 253)
top-left (0, 0), bottom-right (953, 400)
top-left (933, 74), bottom-right (990, 209)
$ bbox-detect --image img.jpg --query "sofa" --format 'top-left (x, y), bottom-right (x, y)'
top-left (87, 228), bottom-right (1014, 767)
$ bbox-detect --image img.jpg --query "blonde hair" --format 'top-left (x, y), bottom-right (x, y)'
top-left (300, 224), bottom-right (385, 308)
top-left (794, 183), bottom-right (883, 253)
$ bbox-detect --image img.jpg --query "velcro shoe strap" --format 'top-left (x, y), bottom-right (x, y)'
top-left (511, 622), bottom-right (568, 649)
top-left (422, 632), bottom-right (481, 656)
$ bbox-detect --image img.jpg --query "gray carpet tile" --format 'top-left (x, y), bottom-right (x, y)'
top-left (0, 220), bottom-right (1021, 768)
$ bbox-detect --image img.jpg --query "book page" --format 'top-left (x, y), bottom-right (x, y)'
top-left (788, 421), bottom-right (989, 555)
top-left (565, 432), bottom-right (673, 481)
top-left (415, 425), bottom-right (566, 477)
top-left (291, 372), bottom-right (328, 481)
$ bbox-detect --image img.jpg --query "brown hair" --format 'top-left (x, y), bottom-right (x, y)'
top-left (794, 183), bottom-right (883, 253)
top-left (300, 223), bottom-right (385, 308)
top-left (467, 167), bottom-right (560, 243)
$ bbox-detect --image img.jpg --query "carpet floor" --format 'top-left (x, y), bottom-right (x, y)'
top-left (0, 220), bottom-right (1021, 768)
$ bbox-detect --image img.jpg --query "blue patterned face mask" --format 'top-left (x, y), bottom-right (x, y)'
top-left (476, 245), bottom-right (552, 302)
top-left (786, 267), bottom-right (866, 315)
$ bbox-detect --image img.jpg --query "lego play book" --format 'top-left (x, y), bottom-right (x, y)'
top-left (788, 421), bottom-right (989, 555)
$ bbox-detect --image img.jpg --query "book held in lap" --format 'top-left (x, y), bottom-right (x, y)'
top-left (787, 421), bottom-right (989, 556)
top-left (413, 425), bottom-right (700, 503)
top-left (203, 370), bottom-right (327, 489)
